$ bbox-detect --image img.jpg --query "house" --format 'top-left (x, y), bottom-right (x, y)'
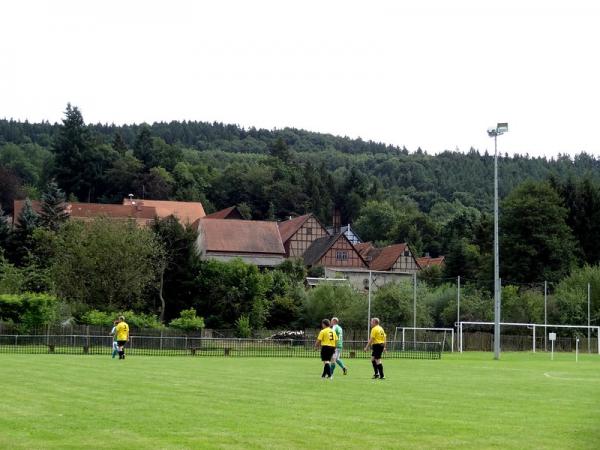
top-left (325, 224), bottom-right (362, 244)
top-left (195, 218), bottom-right (286, 267)
top-left (122, 198), bottom-right (205, 225)
top-left (416, 255), bottom-right (445, 269)
top-left (356, 242), bottom-right (420, 274)
top-left (278, 213), bottom-right (329, 258)
top-left (204, 206), bottom-right (244, 220)
top-left (12, 200), bottom-right (157, 227)
top-left (303, 232), bottom-right (368, 269)
top-left (324, 267), bottom-right (412, 292)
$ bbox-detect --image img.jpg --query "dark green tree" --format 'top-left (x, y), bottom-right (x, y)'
top-left (0, 207), bottom-right (10, 252)
top-left (40, 180), bottom-right (69, 231)
top-left (268, 138), bottom-right (292, 164)
top-left (133, 125), bottom-right (154, 168)
top-left (112, 132), bottom-right (128, 154)
top-left (501, 180), bottom-right (577, 282)
top-left (11, 199), bottom-right (40, 265)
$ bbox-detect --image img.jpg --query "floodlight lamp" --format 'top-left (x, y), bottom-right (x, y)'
top-left (496, 123), bottom-right (508, 134)
top-left (487, 127), bottom-right (497, 137)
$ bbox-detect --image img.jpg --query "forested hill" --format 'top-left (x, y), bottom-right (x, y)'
top-left (2, 115), bottom-right (599, 215)
top-left (3, 106), bottom-right (600, 283)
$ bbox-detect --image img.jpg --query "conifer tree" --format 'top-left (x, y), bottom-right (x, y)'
top-left (40, 181), bottom-right (70, 231)
top-left (0, 206), bottom-right (11, 252)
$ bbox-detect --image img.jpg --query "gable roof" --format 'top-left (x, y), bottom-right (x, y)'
top-left (278, 214), bottom-right (312, 243)
top-left (416, 256), bottom-right (445, 268)
top-left (303, 232), bottom-right (368, 267)
top-left (368, 243), bottom-right (410, 271)
top-left (278, 213), bottom-right (330, 244)
top-left (123, 199), bottom-right (205, 224)
top-left (199, 218), bottom-right (285, 255)
top-left (204, 206), bottom-right (243, 220)
top-left (354, 242), bottom-right (375, 259)
top-left (13, 200), bottom-right (157, 225)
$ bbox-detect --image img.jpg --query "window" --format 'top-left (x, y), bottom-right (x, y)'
top-left (404, 250), bottom-right (410, 257)
top-left (306, 227), bottom-right (312, 235)
top-left (336, 251), bottom-right (348, 261)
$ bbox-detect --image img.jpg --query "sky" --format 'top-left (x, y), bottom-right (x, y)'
top-left (1, 0), bottom-right (600, 158)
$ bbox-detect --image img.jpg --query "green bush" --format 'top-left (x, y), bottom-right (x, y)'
top-left (0, 292), bottom-right (59, 328)
top-left (80, 309), bottom-right (163, 329)
top-left (235, 314), bottom-right (252, 338)
top-left (169, 308), bottom-right (205, 332)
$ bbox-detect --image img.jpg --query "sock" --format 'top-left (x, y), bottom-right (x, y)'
top-left (378, 364), bottom-right (384, 378)
top-left (326, 364), bottom-right (332, 377)
top-left (322, 365), bottom-right (328, 377)
top-left (336, 359), bottom-right (346, 369)
top-left (119, 350), bottom-right (124, 359)
top-left (372, 360), bottom-right (378, 375)
top-left (331, 363), bottom-right (336, 374)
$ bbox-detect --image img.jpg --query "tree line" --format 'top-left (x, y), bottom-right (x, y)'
top-left (1, 105), bottom-right (600, 332)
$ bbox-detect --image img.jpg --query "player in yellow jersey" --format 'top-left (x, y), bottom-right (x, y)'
top-left (115, 315), bottom-right (129, 360)
top-left (364, 317), bottom-right (386, 379)
top-left (314, 319), bottom-right (338, 379)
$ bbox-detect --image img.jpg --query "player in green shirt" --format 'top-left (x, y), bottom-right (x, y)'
top-left (330, 317), bottom-right (348, 376)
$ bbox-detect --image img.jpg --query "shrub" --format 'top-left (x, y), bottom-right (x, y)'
top-left (0, 292), bottom-right (59, 329)
top-left (169, 308), bottom-right (205, 332)
top-left (80, 309), bottom-right (163, 329)
top-left (235, 314), bottom-right (252, 338)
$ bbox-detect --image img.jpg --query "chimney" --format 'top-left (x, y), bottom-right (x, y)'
top-left (332, 208), bottom-right (341, 234)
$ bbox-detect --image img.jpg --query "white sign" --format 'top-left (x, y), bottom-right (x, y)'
top-left (549, 332), bottom-right (557, 341)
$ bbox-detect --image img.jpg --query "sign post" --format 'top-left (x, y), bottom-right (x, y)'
top-left (549, 332), bottom-right (556, 361)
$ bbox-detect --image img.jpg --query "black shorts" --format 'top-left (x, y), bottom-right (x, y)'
top-left (372, 343), bottom-right (384, 359)
top-left (320, 346), bottom-right (335, 362)
top-left (117, 340), bottom-right (127, 347)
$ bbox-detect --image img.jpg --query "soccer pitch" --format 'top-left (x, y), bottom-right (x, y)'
top-left (1, 353), bottom-right (598, 449)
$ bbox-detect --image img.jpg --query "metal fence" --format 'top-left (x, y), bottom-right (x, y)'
top-left (0, 335), bottom-right (442, 359)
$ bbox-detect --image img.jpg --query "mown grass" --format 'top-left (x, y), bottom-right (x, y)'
top-left (0, 352), bottom-right (598, 449)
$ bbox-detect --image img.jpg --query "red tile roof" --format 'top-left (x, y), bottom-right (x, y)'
top-left (277, 214), bottom-right (311, 243)
top-left (123, 199), bottom-right (205, 224)
top-left (204, 206), bottom-right (243, 220)
top-left (368, 243), bottom-right (409, 271)
top-left (199, 219), bottom-right (285, 255)
top-left (416, 256), bottom-right (445, 268)
top-left (13, 200), bottom-right (157, 225)
top-left (354, 242), bottom-right (375, 259)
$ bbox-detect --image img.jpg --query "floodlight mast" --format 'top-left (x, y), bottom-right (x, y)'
top-left (487, 123), bottom-right (508, 360)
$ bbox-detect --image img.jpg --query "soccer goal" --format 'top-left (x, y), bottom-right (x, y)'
top-left (458, 321), bottom-right (600, 353)
top-left (393, 327), bottom-right (454, 352)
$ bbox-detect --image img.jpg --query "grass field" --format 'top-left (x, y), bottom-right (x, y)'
top-left (1, 352), bottom-right (599, 449)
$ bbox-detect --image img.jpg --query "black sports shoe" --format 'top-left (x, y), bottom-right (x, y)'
top-left (379, 377), bottom-right (385, 380)
top-left (343, 367), bottom-right (348, 375)
top-left (372, 374), bottom-right (379, 379)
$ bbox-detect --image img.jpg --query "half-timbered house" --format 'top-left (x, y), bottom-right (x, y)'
top-left (278, 213), bottom-right (329, 258)
top-left (356, 242), bottom-right (420, 274)
top-left (303, 232), bottom-right (368, 268)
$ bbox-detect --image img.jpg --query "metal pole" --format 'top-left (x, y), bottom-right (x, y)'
top-left (413, 273), bottom-right (417, 343)
top-left (544, 281), bottom-right (547, 352)
top-left (532, 325), bottom-right (536, 353)
top-left (493, 133), bottom-right (501, 360)
top-left (457, 275), bottom-right (461, 351)
top-left (588, 283), bottom-right (591, 353)
top-left (367, 270), bottom-right (372, 342)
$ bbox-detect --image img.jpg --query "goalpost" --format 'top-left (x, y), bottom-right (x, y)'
top-left (458, 321), bottom-right (600, 354)
top-left (393, 327), bottom-right (454, 352)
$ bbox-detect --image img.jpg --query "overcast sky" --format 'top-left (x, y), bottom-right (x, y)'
top-left (1, 0), bottom-right (599, 157)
